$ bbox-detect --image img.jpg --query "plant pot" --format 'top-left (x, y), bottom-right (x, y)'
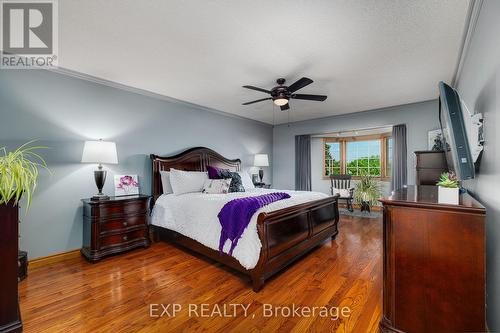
top-left (438, 186), bottom-right (459, 205)
top-left (0, 201), bottom-right (22, 332)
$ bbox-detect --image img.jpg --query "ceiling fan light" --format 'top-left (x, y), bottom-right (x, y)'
top-left (274, 98), bottom-right (288, 106)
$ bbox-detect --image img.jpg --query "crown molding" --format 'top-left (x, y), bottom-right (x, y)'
top-left (46, 66), bottom-right (271, 127)
top-left (451, 0), bottom-right (484, 87)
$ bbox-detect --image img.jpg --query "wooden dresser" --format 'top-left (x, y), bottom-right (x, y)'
top-left (379, 186), bottom-right (486, 333)
top-left (414, 150), bottom-right (447, 185)
top-left (81, 195), bottom-right (151, 262)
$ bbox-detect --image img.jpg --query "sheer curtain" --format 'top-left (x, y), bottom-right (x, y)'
top-left (295, 135), bottom-right (311, 191)
top-left (391, 124), bottom-right (407, 191)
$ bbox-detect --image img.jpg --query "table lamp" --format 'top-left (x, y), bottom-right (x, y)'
top-left (254, 154), bottom-right (269, 183)
top-left (81, 140), bottom-right (118, 201)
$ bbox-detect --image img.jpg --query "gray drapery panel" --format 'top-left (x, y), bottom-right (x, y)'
top-left (391, 124), bottom-right (407, 191)
top-left (295, 135), bottom-right (311, 191)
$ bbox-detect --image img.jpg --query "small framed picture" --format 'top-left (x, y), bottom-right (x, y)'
top-left (428, 129), bottom-right (444, 151)
top-left (114, 175), bottom-right (139, 196)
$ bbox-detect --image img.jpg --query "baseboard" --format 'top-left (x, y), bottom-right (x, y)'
top-left (338, 203), bottom-right (382, 212)
top-left (28, 249), bottom-right (81, 270)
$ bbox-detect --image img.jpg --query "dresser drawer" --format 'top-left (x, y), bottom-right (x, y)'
top-left (100, 215), bottom-right (148, 235)
top-left (99, 228), bottom-right (147, 250)
top-left (92, 199), bottom-right (149, 218)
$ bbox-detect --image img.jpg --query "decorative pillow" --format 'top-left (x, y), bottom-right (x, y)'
top-left (332, 188), bottom-right (353, 198)
top-left (159, 171), bottom-right (173, 194)
top-left (220, 170), bottom-right (245, 192)
top-left (169, 169), bottom-right (208, 195)
top-left (238, 171), bottom-right (255, 190)
top-left (202, 179), bottom-right (232, 194)
top-left (207, 165), bottom-right (227, 179)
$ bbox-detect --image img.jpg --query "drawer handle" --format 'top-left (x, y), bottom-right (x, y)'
top-left (123, 235), bottom-right (128, 241)
top-left (123, 222), bottom-right (128, 227)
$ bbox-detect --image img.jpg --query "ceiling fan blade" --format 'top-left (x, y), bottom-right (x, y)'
top-left (291, 94), bottom-right (327, 101)
top-left (242, 97), bottom-right (272, 105)
top-left (280, 104), bottom-right (290, 111)
top-left (287, 77), bottom-right (313, 93)
top-left (242, 85), bottom-right (271, 94)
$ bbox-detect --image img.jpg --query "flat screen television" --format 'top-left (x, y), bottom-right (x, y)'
top-left (438, 81), bottom-right (475, 180)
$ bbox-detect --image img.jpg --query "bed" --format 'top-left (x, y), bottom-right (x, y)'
top-left (150, 147), bottom-right (339, 291)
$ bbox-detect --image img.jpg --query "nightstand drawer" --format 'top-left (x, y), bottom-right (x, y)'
top-left (94, 200), bottom-right (148, 218)
top-left (100, 215), bottom-right (147, 235)
top-left (100, 228), bottom-right (147, 250)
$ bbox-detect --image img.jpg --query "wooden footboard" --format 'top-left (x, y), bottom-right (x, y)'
top-left (250, 196), bottom-right (339, 291)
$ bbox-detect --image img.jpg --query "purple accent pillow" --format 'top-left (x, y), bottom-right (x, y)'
top-left (207, 165), bottom-right (226, 179)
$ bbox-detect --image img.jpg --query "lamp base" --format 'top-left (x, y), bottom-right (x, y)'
top-left (91, 193), bottom-right (110, 201)
top-left (259, 169), bottom-right (264, 183)
top-left (92, 169), bottom-right (109, 201)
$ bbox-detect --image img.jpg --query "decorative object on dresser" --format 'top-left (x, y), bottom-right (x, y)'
top-left (150, 147), bottom-right (339, 291)
top-left (330, 174), bottom-right (354, 212)
top-left (436, 172), bottom-right (459, 205)
top-left (414, 150), bottom-right (447, 186)
top-left (254, 154), bottom-right (269, 183)
top-left (0, 141), bottom-right (48, 333)
top-left (254, 183), bottom-right (271, 189)
top-left (379, 185), bottom-right (486, 333)
top-left (114, 175), bottom-right (139, 196)
top-left (81, 195), bottom-right (151, 262)
top-left (81, 140), bottom-right (118, 201)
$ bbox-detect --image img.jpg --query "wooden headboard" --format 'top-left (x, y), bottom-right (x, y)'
top-left (150, 147), bottom-right (241, 203)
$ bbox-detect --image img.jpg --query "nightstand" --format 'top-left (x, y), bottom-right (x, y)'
top-left (81, 195), bottom-right (151, 262)
top-left (254, 183), bottom-right (271, 189)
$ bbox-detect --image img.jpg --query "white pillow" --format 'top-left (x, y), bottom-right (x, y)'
top-left (160, 171), bottom-right (173, 194)
top-left (169, 169), bottom-right (208, 195)
top-left (238, 171), bottom-right (255, 190)
top-left (332, 188), bottom-right (352, 198)
top-left (202, 179), bottom-right (232, 194)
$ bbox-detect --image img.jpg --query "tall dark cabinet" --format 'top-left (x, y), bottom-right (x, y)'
top-left (379, 186), bottom-right (486, 333)
top-left (0, 202), bottom-right (22, 332)
top-left (414, 150), bottom-right (447, 185)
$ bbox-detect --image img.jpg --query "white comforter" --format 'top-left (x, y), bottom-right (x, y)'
top-left (151, 188), bottom-right (328, 269)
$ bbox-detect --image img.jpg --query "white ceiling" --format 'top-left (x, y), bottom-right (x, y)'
top-left (58, 0), bottom-right (470, 124)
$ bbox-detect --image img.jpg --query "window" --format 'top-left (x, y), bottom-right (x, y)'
top-left (324, 142), bottom-right (341, 176)
top-left (346, 140), bottom-right (381, 176)
top-left (386, 137), bottom-right (392, 177)
top-left (323, 134), bottom-right (391, 179)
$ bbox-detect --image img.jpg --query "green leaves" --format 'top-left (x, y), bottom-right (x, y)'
top-left (353, 175), bottom-right (382, 206)
top-left (0, 140), bottom-right (49, 211)
top-left (436, 172), bottom-right (459, 188)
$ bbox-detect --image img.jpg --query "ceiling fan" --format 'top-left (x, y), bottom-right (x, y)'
top-left (242, 77), bottom-right (327, 111)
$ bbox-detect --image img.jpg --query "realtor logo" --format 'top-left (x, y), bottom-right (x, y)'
top-left (1, 0), bottom-right (58, 68)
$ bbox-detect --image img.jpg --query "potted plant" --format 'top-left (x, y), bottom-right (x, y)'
top-left (0, 142), bottom-right (48, 332)
top-left (436, 172), bottom-right (459, 205)
top-left (354, 175), bottom-right (382, 213)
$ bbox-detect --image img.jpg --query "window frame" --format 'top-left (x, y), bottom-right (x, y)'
top-left (323, 133), bottom-right (392, 181)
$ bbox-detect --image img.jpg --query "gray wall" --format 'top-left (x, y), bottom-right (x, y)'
top-left (455, 0), bottom-right (500, 330)
top-left (0, 70), bottom-right (273, 259)
top-left (272, 100), bottom-right (439, 190)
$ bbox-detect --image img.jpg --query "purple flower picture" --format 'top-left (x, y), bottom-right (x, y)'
top-left (114, 175), bottom-right (139, 196)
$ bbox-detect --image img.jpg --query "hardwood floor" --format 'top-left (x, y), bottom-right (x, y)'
top-left (19, 215), bottom-right (382, 333)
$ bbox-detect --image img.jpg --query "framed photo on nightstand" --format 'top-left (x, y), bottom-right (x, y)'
top-left (114, 175), bottom-right (140, 196)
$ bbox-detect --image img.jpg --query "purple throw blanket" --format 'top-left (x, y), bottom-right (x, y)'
top-left (218, 192), bottom-right (291, 255)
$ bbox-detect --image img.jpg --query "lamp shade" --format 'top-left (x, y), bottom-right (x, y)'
top-left (254, 154), bottom-right (269, 167)
top-left (81, 140), bottom-right (118, 164)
